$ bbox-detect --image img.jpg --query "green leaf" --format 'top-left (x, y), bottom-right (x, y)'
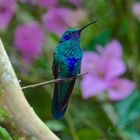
top-left (83, 29), bottom-right (111, 51)
top-left (25, 88), bottom-right (52, 120)
top-left (115, 90), bottom-right (140, 140)
top-left (77, 128), bottom-right (102, 140)
top-left (0, 126), bottom-right (13, 140)
top-left (115, 90), bottom-right (140, 127)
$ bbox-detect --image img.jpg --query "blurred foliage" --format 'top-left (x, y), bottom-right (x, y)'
top-left (0, 127), bottom-right (12, 140)
top-left (0, 0), bottom-right (140, 140)
top-left (116, 91), bottom-right (140, 140)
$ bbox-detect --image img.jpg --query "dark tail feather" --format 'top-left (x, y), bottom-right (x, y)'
top-left (52, 79), bottom-right (76, 119)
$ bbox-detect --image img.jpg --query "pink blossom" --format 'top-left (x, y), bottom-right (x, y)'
top-left (14, 22), bottom-right (45, 63)
top-left (81, 40), bottom-right (135, 101)
top-left (42, 8), bottom-right (68, 36)
top-left (132, 3), bottom-right (140, 19)
top-left (42, 8), bottom-right (86, 36)
top-left (107, 79), bottom-right (136, 101)
top-left (105, 58), bottom-right (126, 80)
top-left (64, 8), bottom-right (86, 27)
top-left (81, 52), bottom-right (99, 75)
top-left (96, 40), bottom-right (123, 59)
top-left (0, 0), bottom-right (15, 30)
top-left (81, 75), bottom-right (107, 99)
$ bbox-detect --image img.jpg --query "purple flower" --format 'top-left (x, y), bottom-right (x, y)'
top-left (96, 40), bottom-right (123, 59)
top-left (107, 78), bottom-right (136, 101)
top-left (81, 76), bottom-right (107, 99)
top-left (42, 8), bottom-right (86, 36)
top-left (14, 22), bottom-right (45, 63)
top-left (81, 40), bottom-right (135, 101)
top-left (132, 3), bottom-right (140, 19)
top-left (0, 0), bottom-right (15, 30)
top-left (42, 8), bottom-right (68, 36)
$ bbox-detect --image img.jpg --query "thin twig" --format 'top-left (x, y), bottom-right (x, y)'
top-left (22, 72), bottom-right (88, 90)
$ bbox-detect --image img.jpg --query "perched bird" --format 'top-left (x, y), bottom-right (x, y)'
top-left (52, 20), bottom-right (97, 119)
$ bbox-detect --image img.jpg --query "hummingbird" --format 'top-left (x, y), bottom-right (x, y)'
top-left (52, 20), bottom-right (97, 119)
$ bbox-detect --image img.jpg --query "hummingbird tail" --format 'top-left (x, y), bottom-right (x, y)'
top-left (52, 79), bottom-right (76, 119)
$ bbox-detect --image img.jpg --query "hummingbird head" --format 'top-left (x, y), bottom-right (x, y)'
top-left (59, 29), bottom-right (80, 43)
top-left (59, 19), bottom-right (97, 43)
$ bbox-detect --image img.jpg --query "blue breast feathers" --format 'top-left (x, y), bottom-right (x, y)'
top-left (66, 57), bottom-right (78, 76)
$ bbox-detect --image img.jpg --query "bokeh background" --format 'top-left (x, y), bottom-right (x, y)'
top-left (0, 0), bottom-right (140, 139)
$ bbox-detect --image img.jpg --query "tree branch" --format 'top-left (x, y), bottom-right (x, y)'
top-left (0, 39), bottom-right (60, 140)
top-left (22, 72), bottom-right (88, 90)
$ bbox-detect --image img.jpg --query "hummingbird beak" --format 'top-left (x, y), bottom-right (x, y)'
top-left (78, 19), bottom-right (97, 32)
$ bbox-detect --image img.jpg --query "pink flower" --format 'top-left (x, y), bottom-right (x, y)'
top-left (96, 40), bottom-right (123, 59)
top-left (14, 22), bottom-right (45, 63)
top-left (42, 8), bottom-right (68, 36)
top-left (81, 40), bottom-right (135, 101)
top-left (0, 0), bottom-right (15, 30)
top-left (108, 79), bottom-right (136, 101)
top-left (42, 8), bottom-right (86, 36)
top-left (132, 3), bottom-right (140, 19)
top-left (81, 76), bottom-right (107, 99)
top-left (64, 8), bottom-right (86, 27)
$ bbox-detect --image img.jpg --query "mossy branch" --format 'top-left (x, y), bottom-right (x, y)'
top-left (0, 39), bottom-right (60, 140)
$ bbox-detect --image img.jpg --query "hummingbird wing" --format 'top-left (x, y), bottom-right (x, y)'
top-left (52, 58), bottom-right (76, 119)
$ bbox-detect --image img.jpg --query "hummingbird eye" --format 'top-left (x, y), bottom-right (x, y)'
top-left (59, 34), bottom-right (71, 43)
top-left (67, 31), bottom-right (72, 35)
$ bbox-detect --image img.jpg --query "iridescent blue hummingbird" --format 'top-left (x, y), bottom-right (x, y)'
top-left (52, 20), bottom-right (97, 119)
